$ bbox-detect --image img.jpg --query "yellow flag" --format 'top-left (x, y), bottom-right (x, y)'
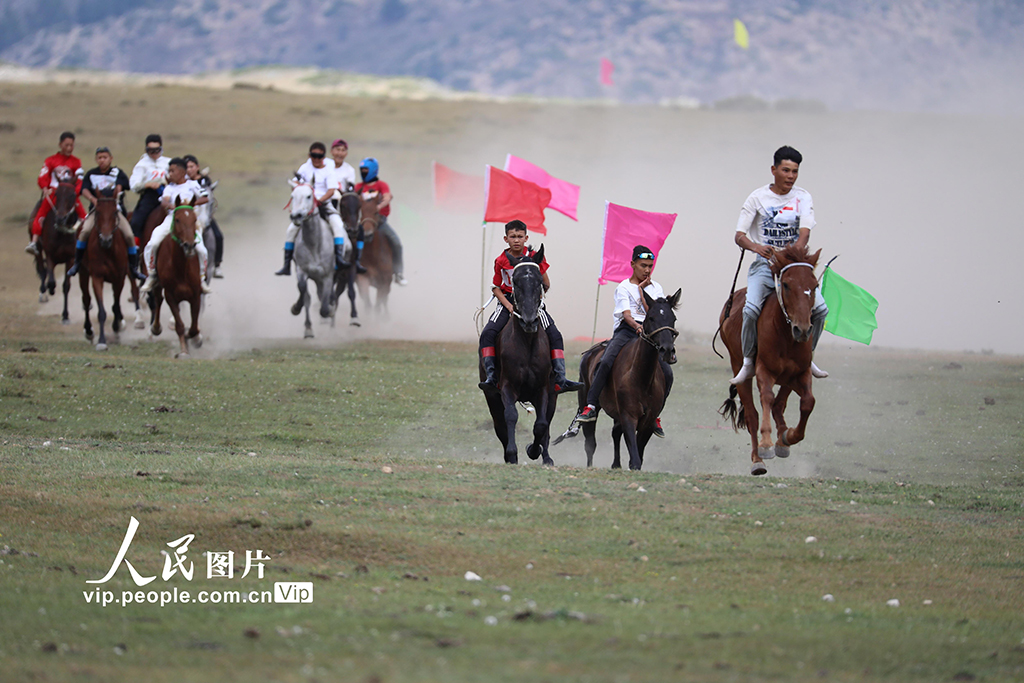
top-left (734, 19), bottom-right (749, 49)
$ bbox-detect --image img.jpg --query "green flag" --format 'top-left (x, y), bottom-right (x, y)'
top-left (821, 268), bottom-right (878, 344)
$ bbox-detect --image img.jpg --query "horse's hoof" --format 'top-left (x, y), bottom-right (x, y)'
top-left (39, 294), bottom-right (48, 303)
top-left (191, 334), bottom-right (203, 348)
top-left (758, 445), bottom-right (775, 460)
top-left (304, 329), bottom-right (314, 339)
top-left (526, 444), bottom-right (541, 460)
top-left (151, 326), bottom-right (162, 337)
top-left (290, 303), bottom-right (302, 316)
top-left (350, 318), bottom-right (361, 327)
top-left (774, 444), bottom-right (790, 459)
top-left (61, 318), bottom-right (70, 326)
top-left (175, 352), bottom-right (190, 360)
top-left (84, 332), bottom-right (93, 341)
top-left (95, 343), bottom-right (108, 352)
top-left (751, 462), bottom-right (768, 476)
top-left (542, 458), bottom-right (555, 467)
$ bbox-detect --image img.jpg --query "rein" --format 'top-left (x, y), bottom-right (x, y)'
top-left (773, 262), bottom-right (814, 326)
top-left (712, 247), bottom-right (746, 359)
top-left (283, 183), bottom-right (319, 216)
top-left (510, 261), bottom-right (541, 322)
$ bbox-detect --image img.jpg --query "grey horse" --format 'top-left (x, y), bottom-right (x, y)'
top-left (286, 180), bottom-right (342, 338)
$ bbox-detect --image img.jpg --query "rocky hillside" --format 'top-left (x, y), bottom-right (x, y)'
top-left (3, 0), bottom-right (1023, 112)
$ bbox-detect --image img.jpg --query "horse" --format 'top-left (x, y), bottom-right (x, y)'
top-left (148, 197), bottom-right (204, 358)
top-left (480, 246), bottom-right (557, 465)
top-left (79, 198), bottom-right (138, 350)
top-left (285, 180), bottom-right (339, 338)
top-left (573, 289), bottom-right (681, 471)
top-left (354, 194), bottom-right (394, 317)
top-left (336, 189), bottom-right (363, 326)
top-left (718, 244), bottom-right (822, 476)
top-left (31, 170), bottom-right (79, 322)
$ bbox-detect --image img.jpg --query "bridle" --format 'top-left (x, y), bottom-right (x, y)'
top-left (510, 261), bottom-right (541, 321)
top-left (773, 262), bottom-right (815, 327)
top-left (169, 204), bottom-right (196, 245)
top-left (283, 182), bottom-right (319, 217)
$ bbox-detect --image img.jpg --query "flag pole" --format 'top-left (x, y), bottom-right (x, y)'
top-left (480, 220), bottom-right (488, 308)
top-left (590, 281), bottom-right (601, 345)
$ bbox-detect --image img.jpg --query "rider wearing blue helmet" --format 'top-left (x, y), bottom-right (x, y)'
top-left (355, 157), bottom-right (407, 286)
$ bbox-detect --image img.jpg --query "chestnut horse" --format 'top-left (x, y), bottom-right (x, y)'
top-left (480, 246), bottom-right (557, 465)
top-left (355, 195), bottom-right (394, 316)
top-left (149, 197), bottom-right (203, 358)
top-left (572, 289), bottom-right (681, 471)
top-left (79, 198), bottom-right (138, 350)
top-left (719, 244), bottom-right (821, 475)
top-left (31, 170), bottom-right (79, 321)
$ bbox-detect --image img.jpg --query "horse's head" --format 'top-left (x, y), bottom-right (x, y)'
top-left (287, 178), bottom-right (317, 224)
top-left (52, 170), bottom-right (79, 233)
top-left (93, 197), bottom-right (119, 249)
top-left (338, 189), bottom-right (362, 234)
top-left (769, 244), bottom-right (822, 343)
top-left (510, 244), bottom-right (546, 333)
top-left (359, 193), bottom-right (381, 237)
top-left (642, 288), bottom-right (682, 364)
top-left (171, 195), bottom-right (198, 257)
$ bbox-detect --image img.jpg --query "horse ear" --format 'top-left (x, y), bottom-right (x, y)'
top-left (289, 177), bottom-right (300, 188)
top-left (533, 244), bottom-right (545, 265)
top-left (809, 248), bottom-right (822, 268)
top-left (175, 195), bottom-right (183, 207)
top-left (668, 287), bottom-right (683, 309)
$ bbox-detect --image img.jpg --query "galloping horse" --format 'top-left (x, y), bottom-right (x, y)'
top-left (354, 194), bottom-right (394, 317)
top-left (480, 246), bottom-right (557, 465)
top-left (336, 189), bottom-right (363, 326)
top-left (286, 180), bottom-right (339, 338)
top-left (575, 289), bottom-right (681, 471)
top-left (31, 169), bottom-right (79, 321)
top-left (79, 198), bottom-right (138, 350)
top-left (719, 244), bottom-right (821, 475)
top-left (149, 197), bottom-right (203, 358)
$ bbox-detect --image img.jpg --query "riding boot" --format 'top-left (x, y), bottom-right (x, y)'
top-left (353, 243), bottom-right (367, 274)
top-left (66, 246), bottom-right (86, 276)
top-left (274, 248), bottom-right (294, 276)
top-left (127, 252), bottom-right (145, 281)
top-left (334, 243), bottom-right (351, 270)
top-left (551, 358), bottom-right (584, 394)
top-left (478, 355), bottom-right (499, 394)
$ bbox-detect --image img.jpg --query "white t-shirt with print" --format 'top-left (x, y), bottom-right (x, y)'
top-left (161, 179), bottom-right (207, 207)
top-left (612, 279), bottom-right (666, 332)
top-left (736, 185), bottom-right (815, 258)
top-left (296, 158), bottom-right (338, 198)
top-left (335, 161), bottom-right (357, 191)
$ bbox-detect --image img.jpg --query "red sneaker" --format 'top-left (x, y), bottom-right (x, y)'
top-left (653, 418), bottom-right (665, 438)
top-left (576, 405), bottom-right (598, 423)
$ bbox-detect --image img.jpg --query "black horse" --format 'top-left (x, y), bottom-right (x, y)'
top-left (336, 190), bottom-right (363, 326)
top-left (559, 289), bottom-right (681, 470)
top-left (480, 245), bottom-right (557, 465)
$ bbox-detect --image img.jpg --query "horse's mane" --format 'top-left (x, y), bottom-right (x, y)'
top-left (769, 243), bottom-right (820, 275)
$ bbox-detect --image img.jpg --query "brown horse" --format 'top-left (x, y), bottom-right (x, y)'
top-left (574, 289), bottom-right (681, 471)
top-left (149, 197), bottom-right (203, 358)
top-left (719, 244), bottom-right (822, 475)
top-left (355, 195), bottom-right (394, 316)
top-left (31, 171), bottom-right (79, 322)
top-left (79, 198), bottom-right (138, 350)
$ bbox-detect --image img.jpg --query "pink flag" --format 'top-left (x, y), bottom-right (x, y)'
top-left (432, 161), bottom-right (483, 214)
top-left (600, 58), bottom-right (615, 86)
top-left (599, 201), bottom-right (677, 285)
top-left (504, 154), bottom-right (580, 221)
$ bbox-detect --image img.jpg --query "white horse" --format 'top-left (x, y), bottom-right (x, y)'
top-left (285, 180), bottom-right (345, 337)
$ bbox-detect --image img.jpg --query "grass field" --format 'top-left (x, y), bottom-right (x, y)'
top-left (1, 81), bottom-right (1023, 682)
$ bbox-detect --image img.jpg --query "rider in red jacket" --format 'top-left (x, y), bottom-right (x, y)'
top-left (26, 131), bottom-right (87, 254)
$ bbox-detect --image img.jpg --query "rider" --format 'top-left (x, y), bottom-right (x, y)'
top-left (729, 145), bottom-right (828, 385)
top-left (274, 142), bottom-right (351, 276)
top-left (329, 139), bottom-right (366, 274)
top-left (67, 146), bottom-right (144, 281)
top-left (478, 219), bottom-right (584, 396)
top-left (128, 134), bottom-right (171, 241)
top-left (184, 155), bottom-right (224, 278)
top-left (139, 157), bottom-right (213, 295)
top-left (575, 245), bottom-right (672, 437)
top-left (354, 157), bottom-right (407, 286)
top-left (26, 131), bottom-right (86, 254)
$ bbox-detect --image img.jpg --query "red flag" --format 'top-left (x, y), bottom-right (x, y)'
top-left (432, 161), bottom-right (483, 214)
top-left (484, 166), bottom-right (551, 235)
top-left (600, 58), bottom-right (615, 86)
top-left (599, 201), bottom-right (676, 284)
top-left (504, 154), bottom-right (580, 221)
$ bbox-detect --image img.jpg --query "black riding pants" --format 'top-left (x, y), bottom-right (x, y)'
top-left (479, 305), bottom-right (564, 358)
top-left (208, 218), bottom-right (224, 264)
top-left (130, 189), bottom-right (162, 240)
top-left (585, 326), bottom-right (674, 409)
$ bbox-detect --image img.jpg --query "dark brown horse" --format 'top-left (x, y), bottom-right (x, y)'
top-left (480, 246), bottom-right (557, 465)
top-left (719, 244), bottom-right (821, 475)
top-left (337, 190), bottom-right (364, 326)
top-left (355, 195), bottom-right (394, 316)
top-left (149, 197), bottom-right (203, 358)
top-left (79, 198), bottom-right (138, 350)
top-left (31, 171), bottom-right (79, 322)
top-left (574, 289), bottom-right (681, 470)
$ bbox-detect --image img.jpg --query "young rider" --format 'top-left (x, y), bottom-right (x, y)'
top-left (329, 139), bottom-right (366, 274)
top-left (26, 131), bottom-right (86, 254)
top-left (355, 157), bottom-right (407, 286)
top-left (730, 145), bottom-right (828, 385)
top-left (139, 157), bottom-right (213, 295)
top-left (68, 146), bottom-right (144, 280)
top-left (184, 155), bottom-right (225, 278)
top-left (478, 219), bottom-right (584, 395)
top-left (128, 134), bottom-right (171, 240)
top-left (575, 246), bottom-right (672, 437)
top-left (274, 142), bottom-right (351, 276)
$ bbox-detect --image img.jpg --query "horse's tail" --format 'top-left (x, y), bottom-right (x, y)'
top-left (718, 384), bottom-right (744, 432)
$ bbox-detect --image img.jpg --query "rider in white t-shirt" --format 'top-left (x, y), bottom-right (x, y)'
top-left (274, 141), bottom-right (351, 275)
top-left (139, 157), bottom-right (212, 294)
top-left (330, 139), bottom-right (358, 192)
top-left (729, 145), bottom-right (828, 385)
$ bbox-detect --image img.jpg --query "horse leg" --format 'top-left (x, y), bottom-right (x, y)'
top-left (81, 274), bottom-right (93, 341)
top-left (46, 257), bottom-right (57, 296)
top-left (772, 386), bottom-right (793, 458)
top-left (111, 280), bottom-right (124, 336)
top-left (500, 384), bottom-right (519, 464)
top-left (782, 379), bottom-right (815, 449)
top-left (166, 297), bottom-right (189, 358)
top-left (292, 273), bottom-right (306, 315)
top-left (150, 289), bottom-right (163, 337)
top-left (583, 421), bottom-right (597, 468)
top-left (527, 390), bottom-right (553, 465)
top-left (187, 295), bottom-right (202, 348)
top-left (485, 391), bottom-right (510, 460)
top-left (60, 266), bottom-right (71, 324)
top-left (132, 277), bottom-right (146, 329)
top-left (37, 254), bottom-right (49, 302)
top-left (347, 269), bottom-right (359, 326)
top-left (637, 429), bottom-right (654, 470)
top-left (736, 380), bottom-right (764, 475)
top-left (619, 418), bottom-right (643, 471)
top-left (91, 276), bottom-right (107, 350)
top-left (610, 422), bottom-right (623, 469)
top-left (319, 278), bottom-right (332, 320)
top-left (755, 371), bottom-right (778, 467)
